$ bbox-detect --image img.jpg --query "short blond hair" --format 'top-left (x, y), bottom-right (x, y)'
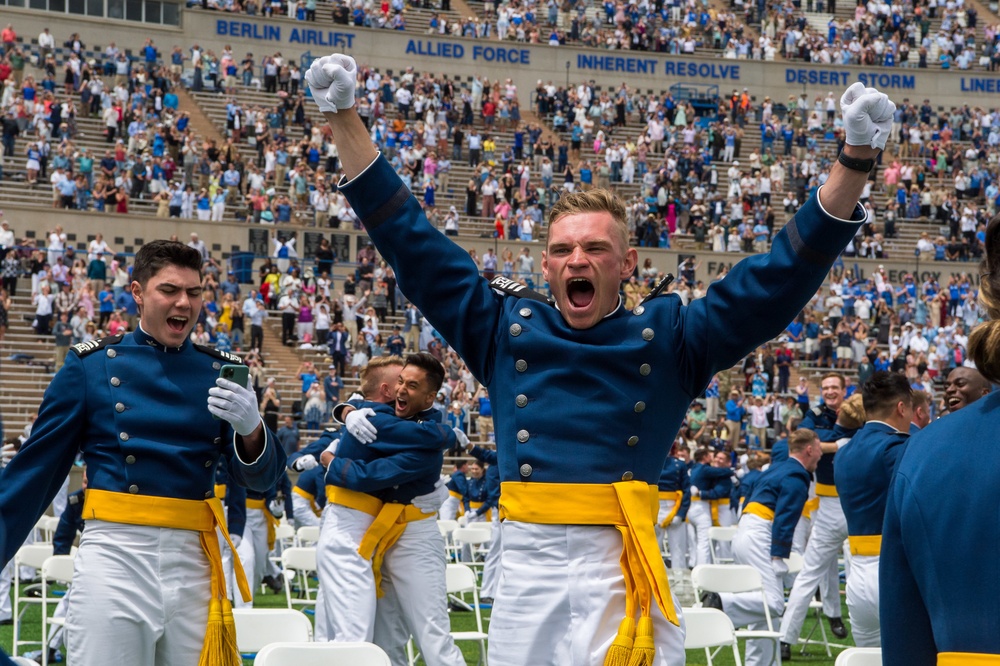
top-left (360, 356), bottom-right (404, 397)
top-left (837, 393), bottom-right (866, 430)
top-left (789, 428), bottom-right (818, 453)
top-left (547, 188), bottom-right (630, 253)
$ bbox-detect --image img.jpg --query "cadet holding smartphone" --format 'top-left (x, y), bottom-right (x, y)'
top-left (0, 240), bottom-right (286, 666)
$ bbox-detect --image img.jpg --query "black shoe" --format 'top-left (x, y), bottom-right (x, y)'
top-left (827, 615), bottom-right (848, 638)
top-left (479, 597), bottom-right (493, 606)
top-left (261, 575), bottom-right (283, 594)
top-left (448, 599), bottom-right (471, 612)
top-left (699, 591), bottom-right (723, 611)
top-left (0, 618), bottom-right (11, 626)
top-left (780, 642), bottom-right (792, 661)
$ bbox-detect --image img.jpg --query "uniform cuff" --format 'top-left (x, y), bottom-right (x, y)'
top-left (816, 184), bottom-right (868, 224)
top-left (233, 416), bottom-right (269, 466)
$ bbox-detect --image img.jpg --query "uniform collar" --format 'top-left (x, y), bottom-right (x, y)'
top-left (133, 324), bottom-right (189, 353)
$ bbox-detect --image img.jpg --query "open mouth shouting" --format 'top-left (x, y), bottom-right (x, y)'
top-left (167, 316), bottom-right (189, 333)
top-left (566, 278), bottom-right (596, 310)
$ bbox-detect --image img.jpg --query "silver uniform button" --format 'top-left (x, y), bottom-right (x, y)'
top-left (517, 429), bottom-right (530, 443)
top-left (212, 362), bottom-right (221, 370)
top-left (634, 401), bottom-right (646, 413)
top-left (106, 348), bottom-right (117, 358)
top-left (110, 377), bottom-right (121, 387)
top-left (214, 437), bottom-right (223, 445)
top-left (510, 323), bottom-right (523, 337)
top-left (621, 471), bottom-right (634, 481)
top-left (641, 328), bottom-right (654, 341)
top-left (119, 432), bottom-right (129, 441)
top-left (515, 359), bottom-right (528, 372)
top-left (519, 307), bottom-right (532, 318)
top-left (128, 484), bottom-right (139, 494)
top-left (519, 463), bottom-right (533, 477)
top-left (125, 455), bottom-right (136, 464)
top-left (627, 436), bottom-right (639, 447)
top-left (639, 364), bottom-right (651, 376)
top-left (515, 394), bottom-right (528, 407)
top-left (205, 460), bottom-right (213, 468)
top-left (633, 305), bottom-right (645, 316)
top-left (115, 402), bottom-right (125, 413)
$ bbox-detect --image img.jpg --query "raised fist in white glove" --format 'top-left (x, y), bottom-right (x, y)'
top-left (690, 486), bottom-right (701, 497)
top-left (413, 480), bottom-right (449, 515)
top-left (208, 377), bottom-right (263, 437)
top-left (346, 407), bottom-right (378, 444)
top-left (452, 427), bottom-right (470, 450)
top-left (840, 82), bottom-right (895, 150)
top-left (294, 454), bottom-right (319, 471)
top-left (305, 54), bottom-right (357, 114)
top-left (772, 558), bottom-right (789, 577)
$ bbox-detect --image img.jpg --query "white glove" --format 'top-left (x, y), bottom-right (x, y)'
top-left (229, 534), bottom-right (242, 550)
top-left (670, 516), bottom-right (682, 526)
top-left (324, 438), bottom-right (340, 456)
top-left (457, 514), bottom-right (469, 527)
top-left (452, 427), bottom-right (470, 450)
top-left (690, 486), bottom-right (701, 497)
top-left (840, 82), bottom-right (895, 150)
top-left (347, 392), bottom-right (364, 403)
top-left (772, 558), bottom-right (789, 577)
top-left (305, 54), bottom-right (357, 114)
top-left (269, 499), bottom-right (284, 518)
top-left (208, 377), bottom-right (263, 437)
top-left (295, 454), bottom-right (319, 471)
top-left (1, 443), bottom-right (16, 464)
top-left (412, 480), bottom-right (449, 514)
top-left (345, 407), bottom-right (378, 444)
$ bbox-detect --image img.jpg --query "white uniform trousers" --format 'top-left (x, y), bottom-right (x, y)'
top-left (0, 561), bottom-right (13, 621)
top-left (488, 522), bottom-right (686, 666)
top-left (719, 514), bottom-right (785, 666)
top-left (845, 554), bottom-right (880, 647)
top-left (716, 503), bottom-right (735, 561)
top-left (235, 506), bottom-right (271, 608)
top-left (65, 520), bottom-right (211, 665)
top-left (48, 586), bottom-right (71, 650)
top-left (792, 514), bottom-right (811, 555)
top-left (654, 499), bottom-right (689, 570)
top-left (316, 503), bottom-right (377, 642)
top-left (779, 495), bottom-right (847, 644)
top-left (479, 516), bottom-right (502, 599)
top-left (52, 475), bottom-right (70, 519)
top-left (291, 494), bottom-right (321, 528)
top-left (372, 519), bottom-right (465, 666)
top-left (439, 495), bottom-right (460, 521)
top-left (687, 500), bottom-right (714, 567)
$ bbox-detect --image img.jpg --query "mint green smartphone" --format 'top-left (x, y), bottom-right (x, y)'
top-left (219, 363), bottom-right (249, 387)
top-left (213, 364), bottom-right (250, 419)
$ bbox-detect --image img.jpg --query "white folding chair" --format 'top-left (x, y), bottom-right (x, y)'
top-left (254, 641), bottom-right (391, 665)
top-left (437, 519), bottom-right (461, 561)
top-left (12, 543), bottom-right (54, 656)
top-left (691, 564), bottom-right (783, 666)
top-left (40, 555), bottom-right (75, 666)
top-left (683, 607), bottom-right (743, 666)
top-left (269, 522), bottom-right (297, 568)
top-left (835, 647), bottom-right (882, 665)
top-left (233, 608), bottom-right (313, 656)
top-left (452, 526), bottom-right (492, 568)
top-left (407, 564), bottom-right (488, 666)
top-left (34, 516), bottom-right (60, 544)
top-left (280, 547), bottom-right (318, 610)
top-left (295, 525), bottom-right (320, 547)
top-left (708, 526), bottom-right (738, 564)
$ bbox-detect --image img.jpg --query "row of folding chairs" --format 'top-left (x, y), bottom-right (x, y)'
top-left (11, 545), bottom-right (75, 666)
top-left (682, 606), bottom-right (879, 666)
top-left (233, 608), bottom-right (389, 665)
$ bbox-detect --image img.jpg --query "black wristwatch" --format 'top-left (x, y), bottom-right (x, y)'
top-left (838, 151), bottom-right (876, 173)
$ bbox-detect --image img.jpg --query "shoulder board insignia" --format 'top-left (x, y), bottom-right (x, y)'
top-left (810, 406), bottom-right (824, 416)
top-left (488, 275), bottom-right (553, 305)
top-left (71, 333), bottom-right (124, 357)
top-left (324, 427), bottom-right (339, 433)
top-left (194, 344), bottom-right (244, 365)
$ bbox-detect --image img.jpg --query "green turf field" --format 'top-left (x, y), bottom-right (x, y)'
top-left (1, 580), bottom-right (855, 665)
